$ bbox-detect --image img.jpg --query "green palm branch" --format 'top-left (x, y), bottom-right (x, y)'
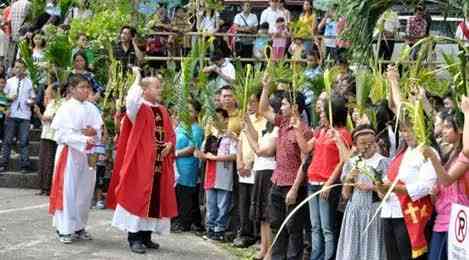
top-left (18, 40), bottom-right (40, 89)
top-left (403, 100), bottom-right (432, 146)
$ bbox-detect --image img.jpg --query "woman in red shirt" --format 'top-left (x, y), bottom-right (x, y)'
top-left (296, 95), bottom-right (351, 260)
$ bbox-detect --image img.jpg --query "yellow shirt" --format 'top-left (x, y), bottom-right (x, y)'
top-left (239, 114), bottom-right (267, 169)
top-left (297, 13), bottom-right (316, 38)
top-left (227, 109), bottom-right (243, 137)
top-left (205, 109), bottom-right (243, 138)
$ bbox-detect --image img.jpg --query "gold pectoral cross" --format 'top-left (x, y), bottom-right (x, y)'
top-left (405, 202), bottom-right (420, 224)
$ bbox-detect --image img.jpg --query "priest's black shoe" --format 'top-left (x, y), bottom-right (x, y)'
top-left (129, 242), bottom-right (146, 254)
top-left (143, 240), bottom-right (160, 250)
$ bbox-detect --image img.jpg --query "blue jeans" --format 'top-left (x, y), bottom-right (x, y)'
top-left (429, 231), bottom-right (447, 260)
top-left (206, 188), bottom-right (232, 233)
top-left (308, 184), bottom-right (340, 260)
top-left (1, 117), bottom-right (30, 169)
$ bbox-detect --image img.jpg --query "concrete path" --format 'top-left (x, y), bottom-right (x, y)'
top-left (0, 188), bottom-right (235, 260)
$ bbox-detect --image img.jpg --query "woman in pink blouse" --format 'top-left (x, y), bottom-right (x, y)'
top-left (423, 111), bottom-right (469, 260)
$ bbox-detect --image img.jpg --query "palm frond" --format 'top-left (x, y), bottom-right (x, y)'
top-left (403, 100), bottom-right (432, 146)
top-left (18, 40), bottom-right (40, 88)
top-left (324, 67), bottom-right (340, 128)
top-left (369, 68), bottom-right (388, 104)
top-left (356, 69), bottom-right (373, 113)
top-left (233, 63), bottom-right (263, 115)
top-left (44, 31), bottom-right (73, 84)
top-left (176, 56), bottom-right (197, 140)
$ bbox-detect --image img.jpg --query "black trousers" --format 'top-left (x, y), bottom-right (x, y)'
top-left (235, 42), bottom-right (254, 58)
top-left (378, 40), bottom-right (395, 61)
top-left (174, 184), bottom-right (197, 229)
top-left (238, 182), bottom-right (255, 240)
top-left (128, 231), bottom-right (152, 245)
top-left (226, 172), bottom-right (239, 238)
top-left (270, 185), bottom-right (307, 260)
top-left (191, 183), bottom-right (204, 228)
top-left (383, 218), bottom-right (412, 260)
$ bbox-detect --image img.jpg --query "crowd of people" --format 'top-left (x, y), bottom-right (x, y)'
top-left (0, 0), bottom-right (467, 260)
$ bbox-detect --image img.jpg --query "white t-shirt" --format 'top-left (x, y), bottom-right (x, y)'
top-left (215, 59), bottom-right (236, 89)
top-left (380, 147), bottom-right (438, 218)
top-left (4, 76), bottom-right (35, 120)
top-left (200, 12), bottom-right (220, 33)
top-left (252, 127), bottom-right (278, 171)
top-left (260, 7), bottom-right (286, 33)
top-left (233, 12), bottom-right (259, 44)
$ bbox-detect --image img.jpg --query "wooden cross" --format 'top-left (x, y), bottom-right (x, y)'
top-left (420, 204), bottom-right (429, 219)
top-left (405, 202), bottom-right (420, 224)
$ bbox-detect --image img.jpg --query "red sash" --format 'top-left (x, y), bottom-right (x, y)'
top-left (388, 149), bottom-right (433, 258)
top-left (460, 22), bottom-right (469, 39)
top-left (48, 146), bottom-right (69, 215)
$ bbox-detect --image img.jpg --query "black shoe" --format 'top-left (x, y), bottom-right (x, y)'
top-left (172, 224), bottom-right (190, 233)
top-left (202, 230), bottom-right (214, 240)
top-left (190, 224), bottom-right (205, 232)
top-left (143, 240), bottom-right (160, 250)
top-left (129, 242), bottom-right (146, 254)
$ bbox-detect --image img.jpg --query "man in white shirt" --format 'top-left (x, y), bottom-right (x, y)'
top-left (0, 60), bottom-right (35, 173)
top-left (260, 0), bottom-right (286, 33)
top-left (233, 2), bottom-right (258, 58)
top-left (203, 52), bottom-right (235, 90)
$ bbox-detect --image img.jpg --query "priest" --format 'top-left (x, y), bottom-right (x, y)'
top-left (107, 67), bottom-right (178, 254)
top-left (49, 75), bottom-right (103, 244)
